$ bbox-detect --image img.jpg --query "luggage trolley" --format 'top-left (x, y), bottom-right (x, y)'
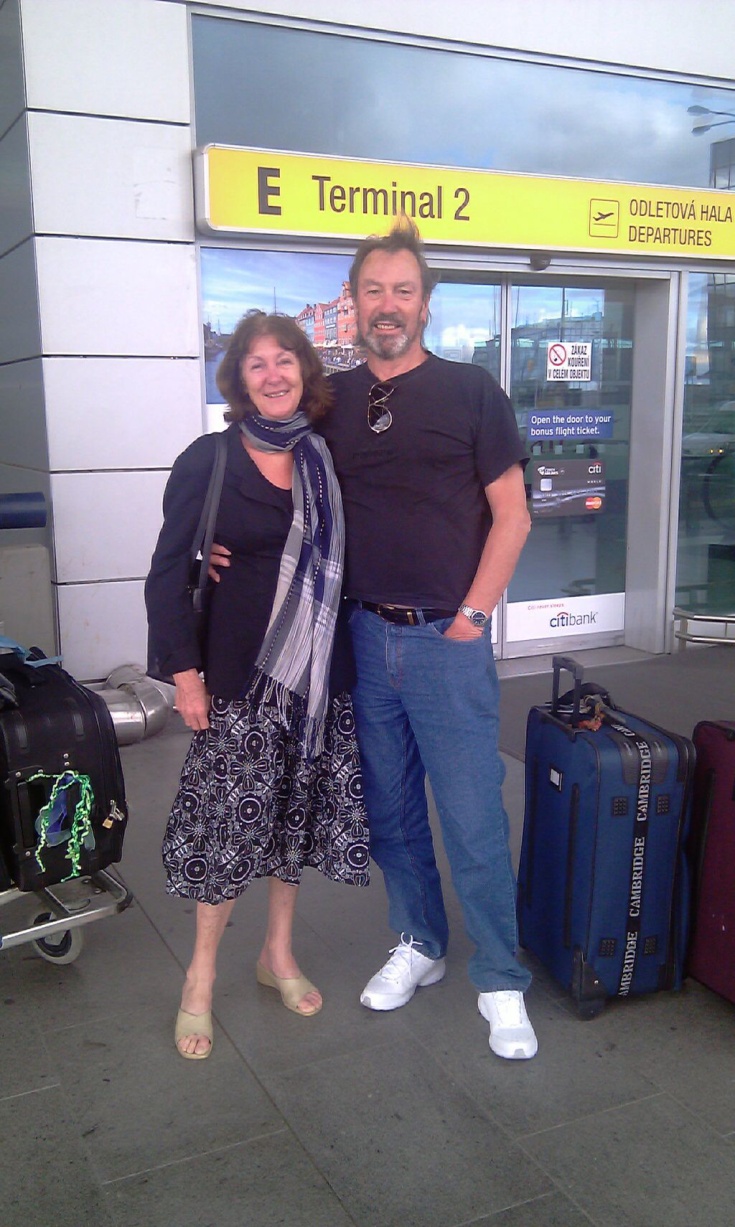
top-left (1, 624), bottom-right (134, 964)
top-left (0, 500), bottom-right (135, 962)
top-left (0, 868), bottom-right (132, 964)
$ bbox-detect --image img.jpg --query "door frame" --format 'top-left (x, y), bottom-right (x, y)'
top-left (428, 254), bottom-right (683, 659)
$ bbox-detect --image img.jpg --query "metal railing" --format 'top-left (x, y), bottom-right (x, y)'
top-left (673, 607), bottom-right (735, 648)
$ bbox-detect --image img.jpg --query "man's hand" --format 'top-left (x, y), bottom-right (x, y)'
top-left (443, 613), bottom-right (484, 641)
top-left (208, 541), bottom-right (231, 582)
top-left (172, 669), bottom-right (211, 730)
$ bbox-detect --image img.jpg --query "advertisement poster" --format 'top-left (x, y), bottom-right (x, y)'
top-left (507, 592), bottom-right (625, 642)
top-left (200, 247), bottom-right (356, 429)
top-left (199, 249), bottom-right (504, 429)
top-left (528, 410), bottom-right (614, 441)
top-left (531, 459), bottom-right (606, 517)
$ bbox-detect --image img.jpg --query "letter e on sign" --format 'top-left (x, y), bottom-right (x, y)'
top-left (258, 167), bottom-right (282, 215)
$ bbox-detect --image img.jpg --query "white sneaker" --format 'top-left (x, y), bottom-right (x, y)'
top-left (360, 935), bottom-right (446, 1011)
top-left (478, 990), bottom-right (538, 1060)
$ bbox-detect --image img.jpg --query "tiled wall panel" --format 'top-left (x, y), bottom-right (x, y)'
top-left (36, 237), bottom-right (199, 358)
top-left (0, 358), bottom-right (48, 471)
top-left (50, 470), bottom-right (169, 583)
top-left (28, 113), bottom-right (194, 242)
top-left (0, 543), bottom-right (56, 655)
top-left (44, 357), bottom-right (203, 471)
top-left (0, 461), bottom-right (52, 558)
top-left (0, 0), bottom-right (25, 135)
top-left (56, 579), bottom-right (149, 681)
top-left (20, 0), bottom-right (190, 123)
top-left (0, 117), bottom-right (33, 257)
top-left (0, 240), bottom-right (41, 365)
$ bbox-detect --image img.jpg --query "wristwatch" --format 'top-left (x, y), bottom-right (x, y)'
top-left (458, 604), bottom-right (490, 628)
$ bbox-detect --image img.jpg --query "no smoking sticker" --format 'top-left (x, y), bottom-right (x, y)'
top-left (546, 341), bottom-right (592, 381)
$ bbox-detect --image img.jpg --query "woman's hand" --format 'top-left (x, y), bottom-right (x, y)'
top-left (172, 669), bottom-right (211, 730)
top-left (208, 541), bottom-right (231, 582)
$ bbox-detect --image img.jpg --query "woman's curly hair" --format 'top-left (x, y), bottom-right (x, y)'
top-left (216, 310), bottom-right (334, 422)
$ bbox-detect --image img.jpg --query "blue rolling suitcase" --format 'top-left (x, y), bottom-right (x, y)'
top-left (517, 657), bottom-right (695, 1017)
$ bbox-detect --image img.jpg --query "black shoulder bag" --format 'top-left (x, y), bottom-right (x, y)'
top-left (147, 431), bottom-right (228, 683)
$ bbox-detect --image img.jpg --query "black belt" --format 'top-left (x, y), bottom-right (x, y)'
top-left (359, 601), bottom-right (455, 626)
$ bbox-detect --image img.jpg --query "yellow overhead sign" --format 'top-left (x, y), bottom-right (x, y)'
top-left (194, 145), bottom-right (735, 261)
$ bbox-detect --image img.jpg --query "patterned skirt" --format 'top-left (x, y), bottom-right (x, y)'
top-left (163, 691), bottom-right (370, 903)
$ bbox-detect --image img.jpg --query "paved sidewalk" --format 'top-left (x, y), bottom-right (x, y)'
top-left (1, 648), bottom-right (734, 1226)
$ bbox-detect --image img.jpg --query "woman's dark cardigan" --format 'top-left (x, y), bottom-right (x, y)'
top-left (145, 423), bottom-right (354, 699)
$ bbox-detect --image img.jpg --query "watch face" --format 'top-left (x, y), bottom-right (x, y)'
top-left (469, 610), bottom-right (486, 627)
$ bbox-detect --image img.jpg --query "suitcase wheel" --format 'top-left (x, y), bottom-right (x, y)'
top-left (30, 910), bottom-right (85, 964)
top-left (576, 996), bottom-right (606, 1021)
top-left (572, 947), bottom-right (607, 1019)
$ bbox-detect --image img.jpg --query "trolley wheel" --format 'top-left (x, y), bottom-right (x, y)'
top-left (30, 910), bottom-right (85, 964)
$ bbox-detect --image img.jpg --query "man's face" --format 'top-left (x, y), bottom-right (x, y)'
top-left (355, 248), bottom-right (430, 367)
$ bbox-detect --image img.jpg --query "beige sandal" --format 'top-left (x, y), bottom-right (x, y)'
top-left (256, 961), bottom-right (322, 1016)
top-left (175, 1008), bottom-right (213, 1059)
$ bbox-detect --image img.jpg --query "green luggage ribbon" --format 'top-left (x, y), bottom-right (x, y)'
top-left (30, 770), bottom-right (95, 879)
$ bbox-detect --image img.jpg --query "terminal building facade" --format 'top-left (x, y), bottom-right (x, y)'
top-left (1, 0), bottom-right (734, 678)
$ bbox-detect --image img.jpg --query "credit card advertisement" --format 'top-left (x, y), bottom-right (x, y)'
top-left (531, 459), bottom-right (606, 517)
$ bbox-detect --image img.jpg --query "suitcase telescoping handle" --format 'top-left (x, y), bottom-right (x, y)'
top-left (551, 655), bottom-right (585, 723)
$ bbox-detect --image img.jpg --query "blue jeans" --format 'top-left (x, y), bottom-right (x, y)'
top-left (349, 606), bottom-right (531, 994)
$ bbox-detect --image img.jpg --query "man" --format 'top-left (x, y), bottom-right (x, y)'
top-left (211, 219), bottom-right (536, 1058)
top-left (320, 219), bottom-right (537, 1060)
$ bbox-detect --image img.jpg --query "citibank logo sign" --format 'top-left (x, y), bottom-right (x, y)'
top-left (549, 609), bottom-right (599, 628)
top-left (505, 592), bottom-right (625, 644)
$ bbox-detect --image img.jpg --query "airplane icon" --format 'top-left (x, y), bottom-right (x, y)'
top-left (589, 199), bottom-right (619, 237)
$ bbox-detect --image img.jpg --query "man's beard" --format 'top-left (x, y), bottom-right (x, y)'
top-left (358, 314), bottom-right (416, 360)
top-left (362, 327), bottom-right (411, 360)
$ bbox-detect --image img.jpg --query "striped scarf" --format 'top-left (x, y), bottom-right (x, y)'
top-left (239, 411), bottom-right (344, 759)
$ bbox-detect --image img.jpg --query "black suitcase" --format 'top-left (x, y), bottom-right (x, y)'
top-left (517, 657), bottom-right (695, 1017)
top-left (0, 645), bottom-right (128, 891)
top-left (687, 720), bottom-right (735, 1003)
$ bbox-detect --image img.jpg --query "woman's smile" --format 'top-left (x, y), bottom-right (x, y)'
top-left (241, 335), bottom-right (304, 420)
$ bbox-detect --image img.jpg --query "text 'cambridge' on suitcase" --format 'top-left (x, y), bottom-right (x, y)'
top-left (687, 720), bottom-right (735, 1004)
top-left (0, 644), bottom-right (128, 892)
top-left (517, 656), bottom-right (695, 1018)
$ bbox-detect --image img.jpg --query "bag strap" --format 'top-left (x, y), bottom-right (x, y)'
top-left (190, 431), bottom-right (228, 604)
top-left (598, 715), bottom-right (653, 997)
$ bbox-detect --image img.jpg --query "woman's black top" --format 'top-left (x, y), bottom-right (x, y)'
top-left (145, 423), bottom-right (354, 699)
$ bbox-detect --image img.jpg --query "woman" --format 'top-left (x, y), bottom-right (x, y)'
top-left (145, 311), bottom-right (369, 1059)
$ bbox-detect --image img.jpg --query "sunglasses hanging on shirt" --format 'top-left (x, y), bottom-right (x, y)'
top-left (367, 381), bottom-right (395, 434)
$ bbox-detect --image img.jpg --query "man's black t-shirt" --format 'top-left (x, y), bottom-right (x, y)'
top-left (322, 353), bottom-right (526, 608)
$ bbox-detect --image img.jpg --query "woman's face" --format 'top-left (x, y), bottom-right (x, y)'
top-left (240, 334), bottom-right (304, 420)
